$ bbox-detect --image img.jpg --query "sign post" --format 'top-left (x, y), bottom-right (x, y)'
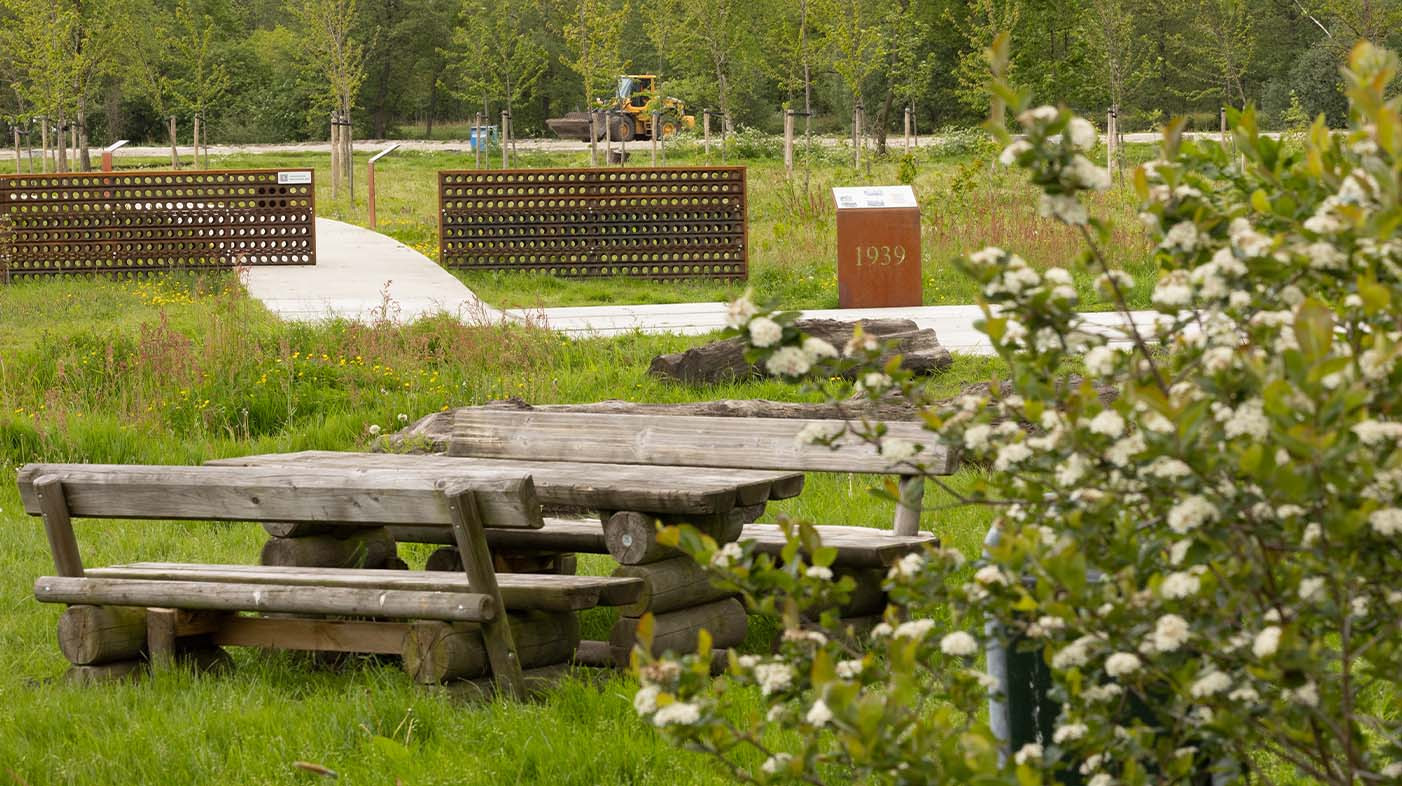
top-left (833, 185), bottom-right (922, 308)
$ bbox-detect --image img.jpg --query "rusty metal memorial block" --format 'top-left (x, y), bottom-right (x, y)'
top-left (833, 185), bottom-right (922, 308)
top-left (438, 166), bottom-right (747, 280)
top-left (0, 169), bottom-right (315, 279)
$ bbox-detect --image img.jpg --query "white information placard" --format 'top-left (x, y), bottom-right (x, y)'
top-left (277, 171), bottom-right (313, 185)
top-left (832, 185), bottom-right (917, 210)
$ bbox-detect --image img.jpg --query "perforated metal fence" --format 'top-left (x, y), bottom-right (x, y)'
top-left (438, 166), bottom-right (747, 280)
top-left (0, 169), bottom-right (316, 279)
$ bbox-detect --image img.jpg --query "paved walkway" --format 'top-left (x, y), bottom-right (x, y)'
top-left (246, 218), bottom-right (1164, 356)
top-left (244, 218), bottom-right (500, 323)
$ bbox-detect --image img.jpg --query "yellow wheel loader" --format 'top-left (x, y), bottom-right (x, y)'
top-left (547, 75), bottom-right (695, 142)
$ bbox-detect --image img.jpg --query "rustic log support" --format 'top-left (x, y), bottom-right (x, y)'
top-left (612, 557), bottom-right (735, 617)
top-left (57, 605), bottom-right (147, 666)
top-left (402, 611), bottom-right (580, 684)
top-left (260, 527), bottom-right (397, 569)
top-left (609, 597), bottom-right (747, 666)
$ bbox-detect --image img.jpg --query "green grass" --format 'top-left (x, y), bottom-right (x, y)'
top-left (0, 274), bottom-right (1002, 785)
top-left (97, 143), bottom-right (1160, 311)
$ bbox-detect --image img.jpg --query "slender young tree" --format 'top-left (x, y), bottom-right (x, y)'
top-left (561, 0), bottom-right (628, 165)
top-left (169, 0), bottom-right (231, 170)
top-left (295, 0), bottom-right (365, 199)
top-left (815, 0), bottom-right (886, 166)
top-left (444, 0), bottom-right (547, 156)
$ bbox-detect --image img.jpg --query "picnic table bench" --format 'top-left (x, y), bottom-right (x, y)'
top-left (17, 463), bottom-right (644, 696)
top-left (211, 409), bottom-right (958, 665)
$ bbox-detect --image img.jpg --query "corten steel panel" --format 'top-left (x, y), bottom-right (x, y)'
top-left (0, 169), bottom-right (316, 279)
top-left (836, 207), bottom-right (922, 308)
top-left (438, 166), bottom-right (747, 280)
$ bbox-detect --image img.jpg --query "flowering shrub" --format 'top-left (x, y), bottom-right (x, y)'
top-left (630, 39), bottom-right (1402, 786)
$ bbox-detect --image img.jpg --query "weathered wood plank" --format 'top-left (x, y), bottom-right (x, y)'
top-left (740, 523), bottom-right (937, 568)
top-left (213, 617), bottom-right (410, 655)
top-left (444, 486), bottom-right (525, 699)
top-left (209, 451), bottom-right (803, 515)
top-left (390, 516), bottom-right (610, 552)
top-left (34, 577), bottom-right (498, 623)
top-left (35, 475), bottom-right (83, 577)
top-left (451, 410), bottom-right (957, 475)
top-left (88, 563), bottom-right (643, 611)
top-left (17, 464), bottom-right (543, 529)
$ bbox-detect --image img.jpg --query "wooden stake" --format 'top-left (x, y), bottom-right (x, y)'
top-left (443, 485), bottom-right (525, 699)
top-left (168, 115), bottom-right (179, 169)
top-left (330, 112), bottom-right (340, 200)
top-left (39, 117), bottom-right (48, 173)
top-left (904, 105), bottom-right (912, 152)
top-left (193, 115), bottom-right (202, 170)
top-left (501, 109), bottom-right (510, 169)
top-left (12, 127), bottom-right (19, 175)
top-left (703, 109), bottom-right (711, 158)
top-left (783, 109), bottom-right (794, 176)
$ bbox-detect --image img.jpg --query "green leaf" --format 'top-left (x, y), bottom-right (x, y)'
top-left (1293, 298), bottom-right (1334, 361)
top-left (1250, 189), bottom-right (1271, 213)
top-left (370, 735), bottom-right (411, 764)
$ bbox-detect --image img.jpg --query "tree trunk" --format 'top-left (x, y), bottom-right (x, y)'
top-left (192, 115), bottom-right (202, 170)
top-left (56, 113), bottom-right (68, 173)
top-left (78, 100), bottom-right (91, 171)
top-left (343, 105), bottom-right (355, 204)
top-left (168, 115), bottom-right (180, 169)
top-left (876, 89), bottom-right (893, 155)
top-left (330, 112), bottom-right (341, 199)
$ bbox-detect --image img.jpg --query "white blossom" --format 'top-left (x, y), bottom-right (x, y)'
top-left (857, 372), bottom-right (892, 394)
top-left (895, 619), bottom-right (936, 640)
top-left (634, 685), bottom-right (660, 715)
top-left (1379, 763), bottom-right (1402, 779)
top-left (1160, 571), bottom-right (1201, 599)
top-left (1168, 495), bottom-right (1219, 534)
top-left (999, 139), bottom-right (1033, 166)
top-left (1056, 454), bottom-right (1090, 486)
top-left (755, 663), bottom-right (794, 695)
top-left (1148, 457), bottom-right (1193, 480)
top-left (1229, 686), bottom-right (1260, 703)
top-left (844, 331), bottom-right (879, 356)
top-left (1105, 652), bottom-right (1141, 678)
top-left (963, 424), bottom-right (993, 451)
top-left (883, 438), bottom-right (919, 463)
top-left (1019, 105), bottom-right (1059, 125)
top-left (1015, 742), bottom-right (1043, 766)
top-left (711, 542), bottom-right (744, 568)
top-left (1089, 410), bottom-right (1126, 438)
top-left (795, 421), bottom-right (842, 446)
top-left (764, 346), bottom-right (812, 377)
top-left (805, 565), bottom-right (833, 581)
top-left (749, 317), bottom-right (782, 348)
top-left (725, 290), bottom-right (758, 329)
top-left (1352, 420), bottom-right (1402, 445)
top-left (368, 424), bottom-right (382, 436)
top-left (940, 631), bottom-right (979, 656)
top-left (802, 336), bottom-right (838, 362)
top-left (1161, 221), bottom-right (1202, 253)
top-left (974, 565), bottom-right (1008, 586)
top-left (871, 622), bottom-right (893, 638)
top-left (1190, 670), bottom-right (1232, 698)
top-left (994, 443), bottom-right (1033, 471)
top-left (1169, 539), bottom-right (1193, 566)
top-left (653, 701), bottom-right (701, 727)
top-left (1253, 626), bottom-right (1282, 658)
top-left (1085, 345), bottom-right (1117, 377)
top-left (1066, 117), bottom-right (1098, 151)
top-left (1298, 576), bottom-right (1326, 602)
top-left (1292, 681), bottom-right (1319, 707)
top-left (1083, 683), bottom-right (1123, 702)
top-left (1087, 774), bottom-right (1115, 786)
top-left (891, 552), bottom-right (925, 579)
top-left (836, 659), bottom-right (865, 679)
top-left (761, 753), bottom-right (792, 775)
top-left (1152, 614), bottom-right (1191, 652)
top-left (1302, 523), bottom-right (1323, 547)
top-left (1053, 723), bottom-right (1088, 744)
top-left (1368, 508), bottom-right (1402, 536)
top-left (1040, 193), bottom-right (1089, 225)
top-left (806, 699), bottom-right (833, 727)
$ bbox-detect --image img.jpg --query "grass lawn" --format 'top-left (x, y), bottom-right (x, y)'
top-left (98, 139), bottom-right (1161, 311)
top-left (0, 272), bottom-right (1003, 785)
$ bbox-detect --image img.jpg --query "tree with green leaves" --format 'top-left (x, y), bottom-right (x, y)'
top-left (1, 0), bottom-right (82, 171)
top-left (949, 0), bottom-right (1021, 118)
top-left (815, 0), bottom-right (887, 166)
top-left (1173, 0), bottom-right (1255, 110)
top-left (169, 0), bottom-right (231, 169)
top-left (295, 0), bottom-right (365, 198)
top-left (561, 0), bottom-right (628, 165)
top-left (444, 0), bottom-right (548, 156)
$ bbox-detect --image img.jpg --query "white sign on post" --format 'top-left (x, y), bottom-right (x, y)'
top-left (277, 171), bottom-right (313, 185)
top-left (832, 185), bottom-right (917, 210)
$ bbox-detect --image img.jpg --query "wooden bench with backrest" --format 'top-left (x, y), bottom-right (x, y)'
top-left (16, 463), bottom-right (643, 694)
top-left (448, 408), bottom-right (958, 551)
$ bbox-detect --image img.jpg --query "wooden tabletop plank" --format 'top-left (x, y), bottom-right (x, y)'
top-left (17, 463), bottom-right (542, 529)
top-left (88, 562), bottom-right (643, 611)
top-left (208, 451), bottom-right (803, 515)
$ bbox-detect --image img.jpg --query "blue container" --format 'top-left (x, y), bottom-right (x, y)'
top-left (469, 125), bottom-right (498, 151)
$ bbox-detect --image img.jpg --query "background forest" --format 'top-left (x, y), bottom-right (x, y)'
top-left (2, 0), bottom-right (1400, 152)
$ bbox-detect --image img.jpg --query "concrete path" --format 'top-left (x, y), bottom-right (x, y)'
top-left (514, 302), bottom-right (1167, 356)
top-left (243, 218), bottom-right (499, 324)
top-left (242, 218), bottom-right (1165, 356)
